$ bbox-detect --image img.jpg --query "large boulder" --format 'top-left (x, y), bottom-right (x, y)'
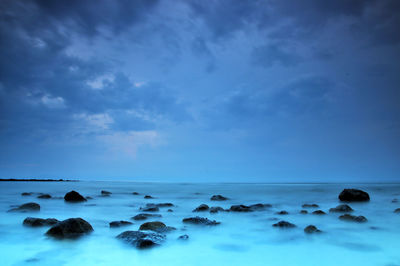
top-left (116, 230), bottom-right (165, 249)
top-left (339, 214), bottom-right (367, 223)
top-left (109, 221), bottom-right (133, 228)
top-left (339, 189), bottom-right (370, 202)
top-left (8, 202), bottom-right (40, 212)
top-left (182, 216), bottom-right (220, 226)
top-left (46, 218), bottom-right (93, 239)
top-left (272, 221), bottom-right (296, 228)
top-left (131, 213), bottom-right (162, 221)
top-left (193, 204), bottom-right (209, 212)
top-left (329, 204), bottom-right (354, 213)
top-left (23, 217), bottom-right (59, 227)
top-left (210, 195), bottom-right (228, 201)
top-left (139, 221), bottom-right (175, 233)
top-left (64, 191), bottom-right (86, 202)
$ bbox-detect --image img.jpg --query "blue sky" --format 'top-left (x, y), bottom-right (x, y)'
top-left (0, 0), bottom-right (399, 182)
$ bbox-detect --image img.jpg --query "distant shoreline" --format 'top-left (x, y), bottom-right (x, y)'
top-left (0, 178), bottom-right (77, 182)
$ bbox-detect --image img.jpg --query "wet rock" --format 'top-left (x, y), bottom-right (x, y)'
top-left (23, 217), bottom-right (59, 227)
top-left (116, 230), bottom-right (165, 249)
top-left (132, 192), bottom-right (139, 195)
top-left (86, 196), bottom-right (93, 200)
top-left (167, 209), bottom-right (173, 212)
top-left (229, 205), bottom-right (252, 212)
top-left (109, 221), bottom-right (133, 228)
top-left (21, 192), bottom-right (32, 196)
top-left (101, 190), bottom-right (112, 196)
top-left (312, 210), bottom-right (326, 215)
top-left (178, 234), bottom-right (189, 240)
top-left (37, 194), bottom-right (51, 199)
top-left (249, 203), bottom-right (272, 210)
top-left (210, 206), bottom-right (225, 213)
top-left (302, 204), bottom-right (319, 208)
top-left (64, 191), bottom-right (86, 202)
top-left (46, 218), bottom-right (93, 239)
top-left (339, 214), bottom-right (367, 223)
top-left (193, 204), bottom-right (209, 212)
top-left (139, 221), bottom-right (175, 233)
top-left (394, 208), bottom-right (400, 213)
top-left (8, 202), bottom-right (40, 212)
top-left (182, 216), bottom-right (220, 226)
top-left (272, 221), bottom-right (296, 228)
top-left (131, 213), bottom-right (162, 221)
top-left (304, 225), bottom-right (321, 234)
top-left (300, 210), bottom-right (308, 214)
top-left (140, 206), bottom-right (159, 212)
top-left (211, 195), bottom-right (228, 201)
top-left (156, 203), bottom-right (174, 207)
top-left (392, 198), bottom-right (398, 203)
top-left (276, 210), bottom-right (289, 215)
top-left (339, 189), bottom-right (370, 202)
top-left (329, 204), bottom-right (354, 213)
top-left (144, 195), bottom-right (154, 199)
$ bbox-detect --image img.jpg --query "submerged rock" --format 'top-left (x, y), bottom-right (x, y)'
top-left (300, 210), bottom-right (308, 214)
top-left (339, 214), bottom-right (367, 223)
top-left (131, 213), bottom-right (162, 221)
top-left (302, 204), bottom-right (319, 208)
top-left (167, 209), bottom-right (173, 212)
top-left (229, 205), bottom-right (252, 212)
top-left (276, 210), bottom-right (289, 215)
top-left (210, 206), bottom-right (225, 213)
top-left (46, 218), bottom-right (93, 239)
top-left (339, 189), bottom-right (370, 202)
top-left (182, 216), bottom-right (220, 226)
top-left (155, 203), bottom-right (174, 207)
top-left (304, 225), bottom-right (322, 234)
top-left (312, 210), bottom-right (326, 215)
top-left (210, 195), bottom-right (228, 201)
top-left (272, 221), bottom-right (296, 228)
top-left (249, 203), bottom-right (272, 210)
top-left (394, 208), bottom-right (400, 213)
top-left (37, 194), bottom-right (51, 199)
top-left (64, 191), bottom-right (86, 202)
top-left (23, 217), bottom-right (59, 227)
top-left (109, 221), bottom-right (133, 228)
top-left (193, 204), bottom-right (209, 212)
top-left (8, 202), bottom-right (40, 212)
top-left (392, 198), bottom-right (398, 203)
top-left (101, 190), bottom-right (112, 196)
top-left (116, 230), bottom-right (165, 249)
top-left (21, 192), bottom-right (32, 196)
top-left (144, 195), bottom-right (154, 199)
top-left (329, 204), bottom-right (354, 213)
top-left (132, 192), bottom-right (139, 195)
top-left (178, 234), bottom-right (189, 240)
top-left (140, 206), bottom-right (159, 212)
top-left (139, 221), bottom-right (175, 233)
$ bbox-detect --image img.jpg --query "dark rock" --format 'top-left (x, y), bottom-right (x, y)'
top-left (249, 203), bottom-right (272, 210)
top-left (229, 205), bottom-right (252, 212)
top-left (23, 217), bottom-right (59, 227)
top-left (304, 225), bottom-right (321, 234)
top-left (300, 210), bottom-right (308, 214)
top-left (394, 208), bottom-right (400, 213)
top-left (302, 204), bottom-right (319, 208)
top-left (392, 198), bottom-right (398, 203)
top-left (46, 218), bottom-right (93, 239)
top-left (21, 192), bottom-right (32, 196)
top-left (131, 213), bottom-right (162, 221)
top-left (132, 192), bottom-right (139, 195)
top-left (86, 196), bottom-right (93, 200)
top-left (101, 190), bottom-right (112, 195)
top-left (167, 209), bottom-right (173, 212)
top-left (64, 191), bottom-right (86, 202)
top-left (339, 214), bottom-right (367, 223)
top-left (210, 206), bottom-right (224, 213)
top-left (312, 210), bottom-right (326, 215)
top-left (178, 234), bottom-right (189, 240)
top-left (193, 204), bottom-right (209, 212)
top-left (182, 216), bottom-right (220, 226)
top-left (339, 189), bottom-right (370, 202)
top-left (8, 202), bottom-right (40, 212)
top-left (210, 195), bottom-right (228, 201)
top-left (156, 203), bottom-right (174, 207)
top-left (276, 210), bottom-right (288, 215)
top-left (329, 204), bottom-right (354, 213)
top-left (109, 221), bottom-right (133, 228)
top-left (140, 206), bottom-right (159, 212)
top-left (139, 221), bottom-right (175, 233)
top-left (116, 230), bottom-right (165, 249)
top-left (272, 221), bottom-right (296, 228)
top-left (144, 195), bottom-right (154, 199)
top-left (38, 194), bottom-right (51, 199)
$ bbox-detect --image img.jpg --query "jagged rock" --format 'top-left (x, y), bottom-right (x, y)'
top-left (210, 207), bottom-right (224, 213)
top-left (64, 191), bottom-right (86, 202)
top-left (329, 204), bottom-right (353, 213)
top-left (304, 225), bottom-right (321, 234)
top-left (139, 221), bottom-right (175, 233)
top-left (302, 204), bottom-right (319, 208)
top-left (193, 204), bottom-right (209, 212)
top-left (23, 217), bottom-right (59, 227)
top-left (116, 230), bottom-right (165, 249)
top-left (8, 202), bottom-right (40, 212)
top-left (339, 214), bottom-right (367, 223)
top-left (276, 210), bottom-right (288, 215)
top-left (272, 221), bottom-right (296, 228)
top-left (339, 189), bottom-right (370, 202)
top-left (182, 216), bottom-right (220, 226)
top-left (46, 218), bottom-right (93, 239)
top-left (37, 194), bottom-right (51, 199)
top-left (312, 210), bottom-right (326, 215)
top-left (131, 213), bottom-right (162, 221)
top-left (210, 195), bottom-right (228, 201)
top-left (109, 221), bottom-right (133, 228)
top-left (178, 234), bottom-right (189, 240)
top-left (300, 210), bottom-right (308, 214)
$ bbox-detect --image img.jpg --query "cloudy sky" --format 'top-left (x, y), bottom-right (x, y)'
top-left (0, 0), bottom-right (399, 182)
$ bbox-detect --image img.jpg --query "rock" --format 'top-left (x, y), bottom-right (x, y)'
top-left (312, 210), bottom-right (326, 215)
top-left (229, 205), bottom-right (252, 212)
top-left (116, 230), bottom-right (165, 249)
top-left (131, 213), bottom-right (162, 221)
top-left (8, 202), bottom-right (40, 212)
top-left (140, 206), bottom-right (159, 212)
top-left (167, 209), bottom-right (173, 212)
top-left (276, 210), bottom-right (288, 215)
top-left (21, 192), bottom-right (32, 196)
top-left (249, 203), bottom-right (272, 210)
top-left (304, 225), bottom-right (321, 234)
top-left (339, 189), bottom-right (370, 202)
top-left (178, 234), bottom-right (189, 240)
top-left (144, 195), bottom-right (154, 199)
top-left (339, 214), bottom-right (367, 223)
top-left (193, 204), bottom-right (209, 212)
top-left (302, 204), bottom-right (319, 208)
top-left (64, 191), bottom-right (86, 202)
top-left (210, 207), bottom-right (225, 213)
top-left (156, 203), bottom-right (174, 207)
top-left (182, 216), bottom-right (220, 226)
top-left (392, 198), bottom-right (398, 203)
top-left (101, 190), bottom-right (112, 196)
top-left (46, 218), bottom-right (93, 239)
top-left (300, 210), bottom-right (308, 214)
top-left (329, 204), bottom-right (354, 213)
top-left (139, 221), bottom-right (175, 233)
top-left (109, 221), bottom-right (133, 228)
top-left (394, 208), bottom-right (400, 213)
top-left (37, 194), bottom-right (51, 199)
top-left (210, 195), bottom-right (228, 201)
top-left (86, 196), bottom-right (93, 200)
top-left (272, 221), bottom-right (296, 228)
top-left (132, 192), bottom-right (139, 195)
top-left (23, 217), bottom-right (59, 227)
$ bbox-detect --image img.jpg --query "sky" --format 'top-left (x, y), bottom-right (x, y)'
top-left (0, 0), bottom-right (399, 182)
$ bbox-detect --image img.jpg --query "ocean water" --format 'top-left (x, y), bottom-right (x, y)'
top-left (0, 181), bottom-right (399, 266)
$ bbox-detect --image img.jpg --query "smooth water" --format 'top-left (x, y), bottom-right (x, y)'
top-left (0, 181), bottom-right (399, 266)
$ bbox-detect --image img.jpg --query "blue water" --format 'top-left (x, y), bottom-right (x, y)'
top-left (0, 181), bottom-right (399, 266)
